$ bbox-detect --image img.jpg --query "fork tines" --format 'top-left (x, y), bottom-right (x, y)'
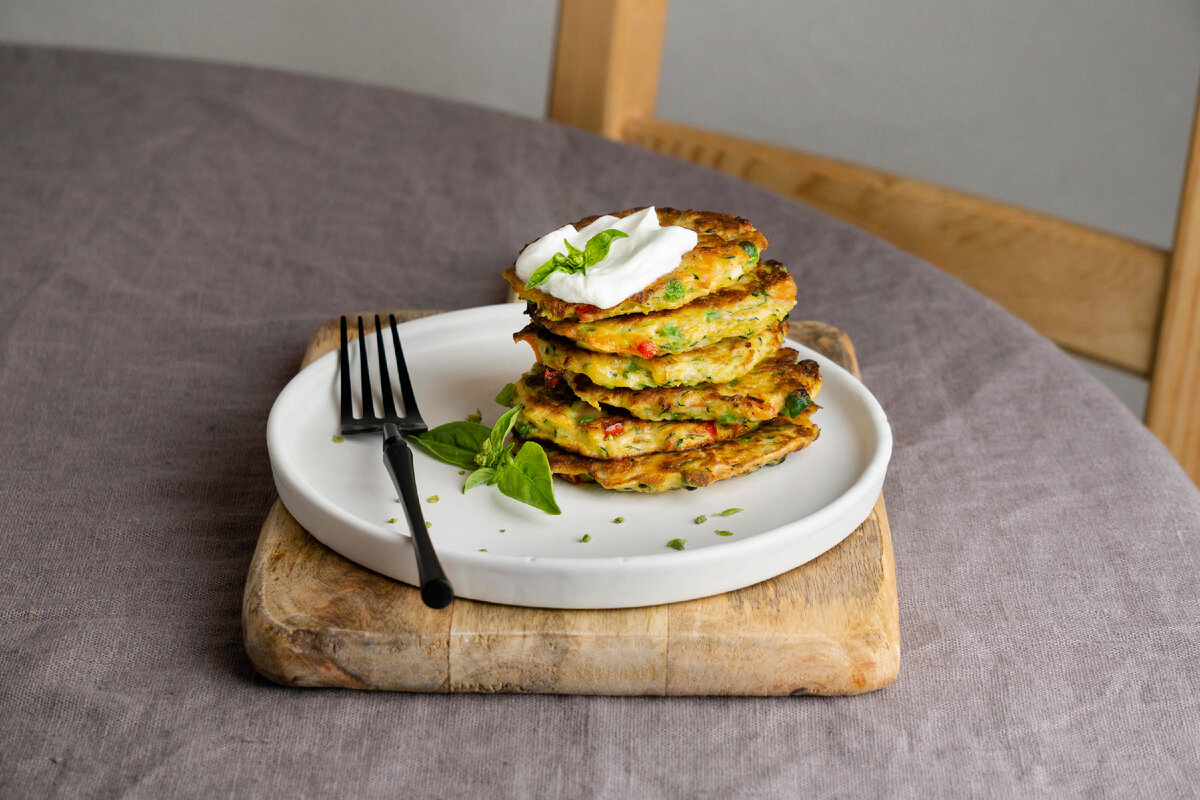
top-left (338, 314), bottom-right (427, 436)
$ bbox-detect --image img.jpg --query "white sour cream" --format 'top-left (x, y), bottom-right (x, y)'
top-left (513, 207), bottom-right (698, 308)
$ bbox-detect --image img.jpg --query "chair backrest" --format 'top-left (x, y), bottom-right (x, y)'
top-left (548, 0), bottom-right (1200, 485)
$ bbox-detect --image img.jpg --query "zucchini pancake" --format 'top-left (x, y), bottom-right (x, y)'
top-left (500, 206), bottom-right (822, 493)
top-left (566, 349), bottom-right (821, 424)
top-left (513, 320), bottom-right (788, 390)
top-left (531, 259), bottom-right (796, 356)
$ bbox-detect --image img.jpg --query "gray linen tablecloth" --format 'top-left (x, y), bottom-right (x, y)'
top-left (2, 45), bottom-right (1198, 798)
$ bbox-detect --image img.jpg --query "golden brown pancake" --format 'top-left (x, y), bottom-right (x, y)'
top-left (514, 320), bottom-right (788, 390)
top-left (536, 416), bottom-right (819, 492)
top-left (507, 368), bottom-right (757, 459)
top-left (532, 259), bottom-right (796, 357)
top-left (567, 348), bottom-right (821, 424)
top-left (503, 208), bottom-right (768, 321)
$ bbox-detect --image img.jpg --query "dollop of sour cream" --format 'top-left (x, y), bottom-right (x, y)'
top-left (513, 207), bottom-right (698, 309)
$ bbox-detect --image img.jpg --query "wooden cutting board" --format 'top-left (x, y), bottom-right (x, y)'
top-left (242, 312), bottom-right (899, 695)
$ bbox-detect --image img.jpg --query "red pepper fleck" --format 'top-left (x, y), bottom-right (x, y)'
top-left (543, 368), bottom-right (562, 388)
top-left (636, 340), bottom-right (660, 359)
top-left (564, 474), bottom-right (582, 485)
top-left (702, 421), bottom-right (718, 438)
top-left (575, 304), bottom-right (601, 318)
top-left (602, 420), bottom-right (625, 438)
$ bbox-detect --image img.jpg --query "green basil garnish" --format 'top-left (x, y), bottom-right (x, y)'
top-left (495, 440), bottom-right (561, 515)
top-left (411, 421), bottom-right (490, 469)
top-left (523, 229), bottom-right (629, 290)
top-left (463, 467), bottom-right (496, 491)
top-left (413, 406), bottom-right (560, 514)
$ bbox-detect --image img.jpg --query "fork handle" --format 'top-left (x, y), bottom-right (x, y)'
top-left (382, 431), bottom-right (454, 609)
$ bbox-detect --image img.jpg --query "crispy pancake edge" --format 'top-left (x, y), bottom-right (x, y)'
top-left (538, 416), bottom-right (820, 492)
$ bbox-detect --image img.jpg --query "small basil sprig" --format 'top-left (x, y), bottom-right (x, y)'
top-left (523, 229), bottom-right (629, 290)
top-left (412, 407), bottom-right (561, 515)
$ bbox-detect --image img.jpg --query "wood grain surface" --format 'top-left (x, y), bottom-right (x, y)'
top-left (242, 312), bottom-right (899, 695)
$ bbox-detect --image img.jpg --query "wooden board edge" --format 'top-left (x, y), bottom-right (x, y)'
top-left (243, 500), bottom-right (455, 691)
top-left (662, 496), bottom-right (899, 697)
top-left (242, 501), bottom-right (377, 689)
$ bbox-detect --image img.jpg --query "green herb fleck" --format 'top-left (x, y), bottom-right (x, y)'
top-left (387, 518), bottom-right (398, 524)
top-left (479, 548), bottom-right (488, 552)
top-left (717, 508), bottom-right (742, 517)
top-left (331, 435), bottom-right (345, 444)
top-left (580, 534), bottom-right (592, 543)
top-left (579, 415), bottom-right (596, 423)
top-left (694, 514), bottom-right (707, 524)
top-left (738, 240), bottom-right (759, 263)
top-left (466, 409), bottom-right (482, 423)
top-left (523, 229), bottom-right (630, 290)
top-left (663, 279), bottom-right (686, 303)
top-left (715, 530), bottom-right (735, 537)
top-left (784, 390), bottom-right (813, 417)
top-left (425, 521), bottom-right (432, 528)
top-left (667, 538), bottom-right (687, 550)
top-left (427, 495), bottom-right (439, 503)
top-left (704, 309), bottom-right (721, 322)
top-left (613, 516), bottom-right (624, 524)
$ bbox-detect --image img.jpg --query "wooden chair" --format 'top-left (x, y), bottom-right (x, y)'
top-left (547, 0), bottom-right (1200, 485)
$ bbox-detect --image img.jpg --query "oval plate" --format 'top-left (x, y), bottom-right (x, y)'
top-left (267, 304), bottom-right (892, 609)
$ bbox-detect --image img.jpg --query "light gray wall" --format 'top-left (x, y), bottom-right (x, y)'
top-left (658, 0), bottom-right (1199, 250)
top-left (3, 0), bottom-right (1197, 415)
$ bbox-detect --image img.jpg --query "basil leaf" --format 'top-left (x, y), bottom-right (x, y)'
top-left (496, 441), bottom-right (561, 515)
top-left (563, 237), bottom-right (584, 264)
top-left (411, 421), bottom-right (490, 469)
top-left (582, 229), bottom-right (628, 266)
top-left (524, 257), bottom-right (563, 290)
top-left (463, 466), bottom-right (497, 491)
top-left (494, 383), bottom-right (516, 407)
top-left (482, 406), bottom-right (522, 467)
top-left (522, 229), bottom-right (628, 290)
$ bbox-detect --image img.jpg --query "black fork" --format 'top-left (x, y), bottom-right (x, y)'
top-left (339, 314), bottom-right (453, 609)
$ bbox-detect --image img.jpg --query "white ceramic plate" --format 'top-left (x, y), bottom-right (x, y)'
top-left (267, 304), bottom-right (891, 609)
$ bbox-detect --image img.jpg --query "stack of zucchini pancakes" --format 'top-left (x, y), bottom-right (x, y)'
top-left (502, 208), bottom-right (822, 493)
